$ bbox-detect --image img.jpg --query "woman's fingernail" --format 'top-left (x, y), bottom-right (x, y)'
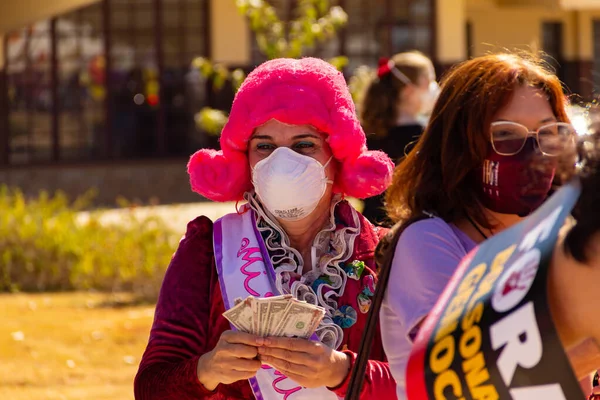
top-left (257, 347), bottom-right (265, 354)
top-left (262, 338), bottom-right (271, 345)
top-left (255, 337), bottom-right (264, 345)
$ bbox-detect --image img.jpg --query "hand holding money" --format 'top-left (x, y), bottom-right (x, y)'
top-left (222, 295), bottom-right (326, 338)
top-left (257, 336), bottom-right (351, 389)
top-left (222, 295), bottom-right (350, 389)
top-left (196, 330), bottom-right (263, 391)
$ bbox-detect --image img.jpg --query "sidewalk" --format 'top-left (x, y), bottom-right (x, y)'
top-left (78, 198), bottom-right (364, 233)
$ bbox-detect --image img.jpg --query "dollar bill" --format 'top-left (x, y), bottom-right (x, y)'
top-left (272, 300), bottom-right (325, 339)
top-left (223, 295), bottom-right (324, 338)
top-left (251, 297), bottom-right (260, 335)
top-left (223, 297), bottom-right (254, 333)
top-left (264, 300), bottom-right (292, 336)
top-left (255, 295), bottom-right (293, 337)
top-left (256, 299), bottom-right (270, 337)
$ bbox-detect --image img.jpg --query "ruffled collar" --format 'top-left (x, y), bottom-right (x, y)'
top-left (245, 192), bottom-right (361, 349)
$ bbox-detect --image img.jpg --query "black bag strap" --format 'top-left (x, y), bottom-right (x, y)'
top-left (344, 214), bottom-right (431, 400)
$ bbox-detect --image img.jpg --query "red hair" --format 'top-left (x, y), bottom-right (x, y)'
top-left (385, 53), bottom-right (570, 227)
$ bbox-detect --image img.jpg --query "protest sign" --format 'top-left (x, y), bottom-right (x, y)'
top-left (407, 181), bottom-right (583, 400)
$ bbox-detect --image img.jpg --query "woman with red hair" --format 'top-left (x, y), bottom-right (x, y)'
top-left (377, 53), bottom-right (576, 399)
top-left (134, 58), bottom-right (397, 399)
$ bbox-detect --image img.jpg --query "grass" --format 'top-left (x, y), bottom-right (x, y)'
top-left (0, 188), bottom-right (366, 399)
top-left (0, 292), bottom-right (155, 400)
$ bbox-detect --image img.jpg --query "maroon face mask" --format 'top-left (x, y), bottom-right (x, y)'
top-left (476, 137), bottom-right (556, 217)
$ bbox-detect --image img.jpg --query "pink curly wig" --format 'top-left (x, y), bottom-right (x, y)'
top-left (188, 57), bottom-right (394, 202)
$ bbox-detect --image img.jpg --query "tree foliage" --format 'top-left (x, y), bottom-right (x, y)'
top-left (239, 0), bottom-right (347, 59)
top-left (192, 0), bottom-right (349, 136)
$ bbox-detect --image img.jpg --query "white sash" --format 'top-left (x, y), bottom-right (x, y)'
top-left (213, 207), bottom-right (340, 400)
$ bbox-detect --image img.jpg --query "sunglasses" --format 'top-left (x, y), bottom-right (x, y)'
top-left (490, 121), bottom-right (576, 156)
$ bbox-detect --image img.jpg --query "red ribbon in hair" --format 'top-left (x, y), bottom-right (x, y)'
top-left (377, 57), bottom-right (392, 78)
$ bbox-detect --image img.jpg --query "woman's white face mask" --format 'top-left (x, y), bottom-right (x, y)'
top-left (392, 65), bottom-right (439, 121)
top-left (251, 147), bottom-right (333, 221)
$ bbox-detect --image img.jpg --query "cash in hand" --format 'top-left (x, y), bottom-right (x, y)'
top-left (223, 295), bottom-right (325, 338)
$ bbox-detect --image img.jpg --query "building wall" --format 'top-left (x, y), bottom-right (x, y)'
top-left (210, 0), bottom-right (250, 64)
top-left (0, 159), bottom-right (202, 206)
top-left (0, 0), bottom-right (252, 66)
top-left (561, 0), bottom-right (600, 8)
top-left (0, 0), bottom-right (249, 205)
top-left (436, 0), bottom-right (467, 70)
top-left (467, 4), bottom-right (596, 99)
top-left (467, 6), bottom-right (573, 57)
top-left (0, 0), bottom-right (99, 34)
top-left (576, 9), bottom-right (600, 99)
top-left (445, 0), bottom-right (598, 98)
top-left (4, 0), bottom-right (600, 205)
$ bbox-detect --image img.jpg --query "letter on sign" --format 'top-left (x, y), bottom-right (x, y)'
top-left (490, 302), bottom-right (543, 386)
top-left (510, 384), bottom-right (567, 400)
top-left (518, 207), bottom-right (562, 252)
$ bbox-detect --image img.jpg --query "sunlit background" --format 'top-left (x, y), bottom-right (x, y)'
top-left (1, 0), bottom-right (600, 399)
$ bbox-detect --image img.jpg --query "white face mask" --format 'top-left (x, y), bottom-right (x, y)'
top-left (252, 147), bottom-right (333, 221)
top-left (390, 65), bottom-right (439, 116)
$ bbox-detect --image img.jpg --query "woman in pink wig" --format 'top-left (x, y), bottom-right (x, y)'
top-left (134, 57), bottom-right (396, 399)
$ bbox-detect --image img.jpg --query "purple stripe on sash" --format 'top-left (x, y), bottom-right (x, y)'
top-left (251, 211), bottom-right (277, 284)
top-left (249, 377), bottom-right (265, 400)
top-left (213, 218), bottom-right (231, 311)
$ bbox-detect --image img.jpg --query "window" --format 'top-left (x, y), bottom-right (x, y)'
top-left (342, 0), bottom-right (434, 72)
top-left (161, 0), bottom-right (210, 156)
top-left (57, 4), bottom-right (106, 161)
top-left (249, 0), bottom-right (435, 73)
top-left (593, 20), bottom-right (600, 95)
top-left (6, 23), bottom-right (54, 164)
top-left (341, 0), bottom-right (386, 72)
top-left (541, 21), bottom-right (564, 83)
top-left (1, 0), bottom-right (210, 166)
top-left (109, 0), bottom-right (160, 158)
top-left (466, 21), bottom-right (473, 59)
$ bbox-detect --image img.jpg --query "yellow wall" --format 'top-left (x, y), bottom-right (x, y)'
top-left (436, 0), bottom-right (467, 64)
top-left (0, 0), bottom-right (99, 34)
top-left (465, 3), bottom-right (600, 63)
top-left (574, 10), bottom-right (600, 60)
top-left (466, 0), bottom-right (498, 9)
top-left (210, 0), bottom-right (250, 65)
top-left (497, 0), bottom-right (558, 6)
top-left (561, 0), bottom-right (600, 8)
top-left (467, 6), bottom-right (578, 59)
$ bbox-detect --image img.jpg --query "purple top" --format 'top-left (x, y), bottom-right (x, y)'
top-left (379, 217), bottom-right (476, 400)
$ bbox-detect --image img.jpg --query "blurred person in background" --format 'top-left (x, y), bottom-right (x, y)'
top-left (360, 51), bottom-right (438, 226)
top-left (376, 53), bottom-right (576, 400)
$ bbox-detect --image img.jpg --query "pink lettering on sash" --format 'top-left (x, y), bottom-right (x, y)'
top-left (238, 238), bottom-right (263, 296)
top-left (261, 366), bottom-right (302, 399)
